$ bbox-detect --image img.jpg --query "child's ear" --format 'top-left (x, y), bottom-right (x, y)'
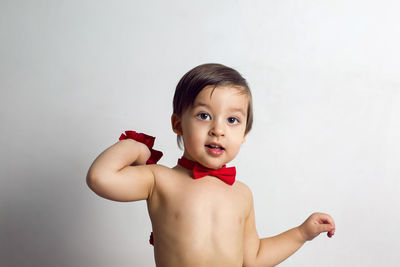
top-left (242, 133), bottom-right (247, 144)
top-left (171, 113), bottom-right (183, 135)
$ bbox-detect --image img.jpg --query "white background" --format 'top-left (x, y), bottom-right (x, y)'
top-left (1, 1), bottom-right (399, 266)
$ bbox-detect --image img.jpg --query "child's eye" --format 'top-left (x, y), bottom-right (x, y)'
top-left (197, 112), bottom-right (211, 120)
top-left (227, 117), bottom-right (239, 125)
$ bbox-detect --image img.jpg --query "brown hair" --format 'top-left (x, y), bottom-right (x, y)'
top-left (173, 63), bottom-right (253, 147)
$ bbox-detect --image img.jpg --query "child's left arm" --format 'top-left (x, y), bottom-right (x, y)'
top-left (243, 194), bottom-right (335, 267)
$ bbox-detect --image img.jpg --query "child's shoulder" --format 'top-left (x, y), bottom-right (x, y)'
top-left (231, 180), bottom-right (254, 216)
top-left (234, 180), bottom-right (253, 199)
top-left (146, 163), bottom-right (177, 178)
top-left (149, 163), bottom-right (187, 181)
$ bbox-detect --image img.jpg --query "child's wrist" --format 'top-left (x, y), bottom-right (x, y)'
top-left (295, 225), bottom-right (308, 243)
top-left (118, 130), bottom-right (163, 164)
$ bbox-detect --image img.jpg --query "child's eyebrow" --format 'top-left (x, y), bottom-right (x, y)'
top-left (193, 102), bottom-right (210, 108)
top-left (229, 108), bottom-right (246, 117)
top-left (194, 102), bottom-right (246, 116)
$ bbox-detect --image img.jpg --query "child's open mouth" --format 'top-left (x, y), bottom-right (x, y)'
top-left (205, 144), bottom-right (224, 150)
top-left (205, 144), bottom-right (225, 155)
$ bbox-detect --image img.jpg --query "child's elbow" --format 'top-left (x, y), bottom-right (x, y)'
top-left (86, 167), bottom-right (105, 193)
top-left (86, 168), bottom-right (121, 201)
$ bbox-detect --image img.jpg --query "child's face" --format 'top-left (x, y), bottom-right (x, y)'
top-left (172, 85), bottom-right (248, 169)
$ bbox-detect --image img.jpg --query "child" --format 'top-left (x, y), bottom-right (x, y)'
top-left (87, 63), bottom-right (335, 267)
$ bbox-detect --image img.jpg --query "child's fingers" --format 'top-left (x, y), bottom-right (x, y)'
top-left (327, 229), bottom-right (335, 238)
top-left (316, 213), bottom-right (335, 227)
top-left (302, 212), bottom-right (336, 240)
top-left (314, 213), bottom-right (336, 238)
top-left (317, 223), bottom-right (334, 234)
top-left (135, 142), bottom-right (151, 165)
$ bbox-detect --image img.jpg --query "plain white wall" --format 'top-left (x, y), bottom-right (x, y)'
top-left (1, 1), bottom-right (399, 266)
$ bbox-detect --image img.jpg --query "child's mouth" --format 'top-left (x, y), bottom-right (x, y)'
top-left (205, 144), bottom-right (225, 155)
top-left (205, 144), bottom-right (224, 150)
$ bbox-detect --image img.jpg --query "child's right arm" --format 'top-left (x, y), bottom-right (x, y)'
top-left (86, 139), bottom-right (155, 202)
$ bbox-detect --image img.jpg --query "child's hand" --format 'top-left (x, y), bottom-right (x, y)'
top-left (298, 212), bottom-right (335, 241)
top-left (131, 140), bottom-right (151, 166)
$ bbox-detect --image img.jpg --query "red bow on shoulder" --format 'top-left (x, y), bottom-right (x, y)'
top-left (119, 131), bottom-right (163, 164)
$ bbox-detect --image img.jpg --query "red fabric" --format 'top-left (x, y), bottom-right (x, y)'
top-left (178, 157), bottom-right (236, 185)
top-left (119, 130), bottom-right (163, 164)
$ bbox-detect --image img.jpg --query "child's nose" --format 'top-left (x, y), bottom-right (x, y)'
top-left (209, 120), bottom-right (225, 137)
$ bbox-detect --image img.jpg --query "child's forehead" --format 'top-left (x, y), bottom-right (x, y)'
top-left (195, 85), bottom-right (248, 101)
top-left (191, 85), bottom-right (249, 111)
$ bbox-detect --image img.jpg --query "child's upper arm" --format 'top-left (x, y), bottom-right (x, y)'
top-left (87, 164), bottom-right (156, 202)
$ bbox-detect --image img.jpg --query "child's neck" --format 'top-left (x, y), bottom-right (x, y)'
top-left (177, 156), bottom-right (236, 185)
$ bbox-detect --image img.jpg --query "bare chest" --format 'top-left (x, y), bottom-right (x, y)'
top-left (150, 175), bottom-right (248, 226)
top-left (148, 171), bottom-right (249, 266)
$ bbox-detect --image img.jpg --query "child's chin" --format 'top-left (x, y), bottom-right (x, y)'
top-left (203, 159), bottom-right (227, 169)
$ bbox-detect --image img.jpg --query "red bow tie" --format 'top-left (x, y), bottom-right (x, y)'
top-left (178, 157), bottom-right (236, 185)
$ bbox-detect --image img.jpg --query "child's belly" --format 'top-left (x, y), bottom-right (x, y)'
top-left (149, 176), bottom-right (247, 266)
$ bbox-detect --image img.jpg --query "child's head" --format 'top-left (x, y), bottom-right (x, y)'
top-left (172, 63), bottom-right (253, 149)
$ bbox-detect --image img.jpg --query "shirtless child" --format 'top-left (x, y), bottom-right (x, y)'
top-left (87, 63), bottom-right (335, 267)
